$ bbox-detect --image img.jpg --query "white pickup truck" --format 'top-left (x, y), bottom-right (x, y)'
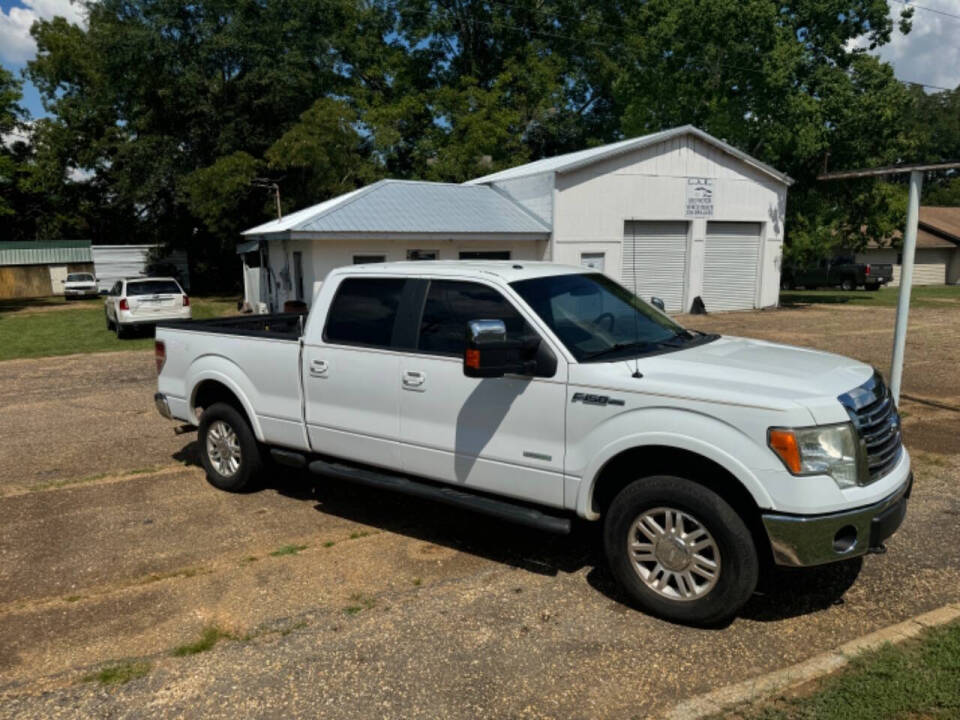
top-left (154, 261), bottom-right (911, 625)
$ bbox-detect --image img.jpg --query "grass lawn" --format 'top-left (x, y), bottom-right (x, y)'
top-left (735, 620), bottom-right (960, 719)
top-left (780, 284), bottom-right (960, 309)
top-left (0, 296), bottom-right (239, 361)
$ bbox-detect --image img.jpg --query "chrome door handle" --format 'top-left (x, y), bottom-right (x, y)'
top-left (402, 370), bottom-right (425, 388)
top-left (310, 359), bottom-right (328, 377)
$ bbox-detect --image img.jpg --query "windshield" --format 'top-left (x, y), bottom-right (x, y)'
top-left (126, 280), bottom-right (182, 296)
top-left (511, 273), bottom-right (713, 363)
top-left (67, 273), bottom-right (94, 282)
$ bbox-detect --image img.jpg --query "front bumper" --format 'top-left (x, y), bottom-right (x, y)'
top-left (762, 473), bottom-right (912, 567)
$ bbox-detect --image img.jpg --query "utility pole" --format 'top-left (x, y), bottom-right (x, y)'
top-left (252, 178), bottom-right (282, 219)
top-left (818, 161), bottom-right (960, 406)
top-left (888, 171), bottom-right (922, 405)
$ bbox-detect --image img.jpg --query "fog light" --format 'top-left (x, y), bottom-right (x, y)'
top-left (833, 525), bottom-right (858, 554)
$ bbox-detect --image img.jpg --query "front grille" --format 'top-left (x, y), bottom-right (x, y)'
top-left (838, 373), bottom-right (903, 483)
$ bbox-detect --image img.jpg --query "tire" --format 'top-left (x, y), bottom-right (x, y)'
top-left (603, 475), bottom-right (759, 626)
top-left (780, 278), bottom-right (793, 291)
top-left (198, 402), bottom-right (262, 492)
top-left (865, 282), bottom-right (880, 291)
top-left (115, 321), bottom-right (127, 338)
top-left (841, 278), bottom-right (855, 291)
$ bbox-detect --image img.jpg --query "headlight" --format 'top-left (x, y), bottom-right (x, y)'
top-left (768, 423), bottom-right (860, 488)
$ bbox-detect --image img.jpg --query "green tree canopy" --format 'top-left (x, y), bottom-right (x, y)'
top-left (7, 0), bottom-right (957, 287)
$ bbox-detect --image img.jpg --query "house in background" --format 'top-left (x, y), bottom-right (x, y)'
top-left (239, 125), bottom-right (793, 313)
top-left (0, 240), bottom-right (95, 299)
top-left (856, 206), bottom-right (960, 286)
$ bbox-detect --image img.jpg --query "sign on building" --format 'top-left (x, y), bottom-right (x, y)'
top-left (685, 178), bottom-right (715, 218)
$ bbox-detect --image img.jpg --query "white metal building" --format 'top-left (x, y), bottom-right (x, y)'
top-left (240, 125), bottom-right (792, 313)
top-left (92, 244), bottom-right (191, 292)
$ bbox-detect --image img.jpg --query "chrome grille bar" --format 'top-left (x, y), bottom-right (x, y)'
top-left (838, 372), bottom-right (904, 484)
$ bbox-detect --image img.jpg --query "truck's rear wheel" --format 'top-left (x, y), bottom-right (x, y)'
top-left (198, 402), bottom-right (262, 492)
top-left (603, 475), bottom-right (758, 626)
top-left (841, 278), bottom-right (855, 291)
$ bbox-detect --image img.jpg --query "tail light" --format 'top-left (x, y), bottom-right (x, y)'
top-left (155, 340), bottom-right (166, 374)
top-left (865, 264), bottom-right (871, 276)
top-left (119, 298), bottom-right (129, 311)
top-left (182, 295), bottom-right (190, 307)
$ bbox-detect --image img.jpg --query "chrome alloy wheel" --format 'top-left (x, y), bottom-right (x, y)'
top-left (206, 420), bottom-right (242, 477)
top-left (628, 507), bottom-right (721, 601)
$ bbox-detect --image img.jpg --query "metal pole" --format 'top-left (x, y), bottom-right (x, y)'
top-left (889, 170), bottom-right (922, 405)
top-left (274, 184), bottom-right (282, 220)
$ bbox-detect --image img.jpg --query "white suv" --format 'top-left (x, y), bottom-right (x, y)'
top-left (104, 277), bottom-right (191, 337)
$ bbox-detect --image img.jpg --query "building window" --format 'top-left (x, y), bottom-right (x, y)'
top-left (580, 252), bottom-right (605, 271)
top-left (458, 251), bottom-right (511, 260)
top-left (407, 249), bottom-right (438, 261)
top-left (353, 255), bottom-right (386, 264)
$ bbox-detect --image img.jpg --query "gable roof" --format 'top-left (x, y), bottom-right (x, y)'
top-left (865, 206), bottom-right (960, 250)
top-left (919, 206), bottom-right (960, 243)
top-left (465, 125), bottom-right (794, 186)
top-left (242, 179), bottom-right (551, 238)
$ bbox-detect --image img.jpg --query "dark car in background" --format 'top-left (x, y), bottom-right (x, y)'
top-left (781, 256), bottom-right (893, 291)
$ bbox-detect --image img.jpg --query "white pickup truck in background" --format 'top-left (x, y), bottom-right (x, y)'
top-left (154, 261), bottom-right (911, 625)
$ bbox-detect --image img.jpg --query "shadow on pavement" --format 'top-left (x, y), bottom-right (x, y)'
top-left (172, 438), bottom-right (862, 622)
top-left (742, 558), bottom-right (864, 621)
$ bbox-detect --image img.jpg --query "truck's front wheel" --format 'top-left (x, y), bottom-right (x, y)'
top-left (604, 475), bottom-right (758, 626)
top-left (198, 402), bottom-right (262, 492)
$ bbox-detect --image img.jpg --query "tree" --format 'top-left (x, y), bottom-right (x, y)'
top-left (25, 0), bottom-right (379, 288)
top-left (0, 67), bottom-right (25, 218)
top-left (610, 0), bottom-right (919, 260)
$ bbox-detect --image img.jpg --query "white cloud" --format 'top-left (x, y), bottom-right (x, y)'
top-left (850, 0), bottom-right (960, 92)
top-left (0, 0), bottom-right (86, 65)
top-left (2, 124), bottom-right (32, 148)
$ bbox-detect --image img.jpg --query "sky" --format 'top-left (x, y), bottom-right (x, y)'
top-left (1, 0), bottom-right (959, 121)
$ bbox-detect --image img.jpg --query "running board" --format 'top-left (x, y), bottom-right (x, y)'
top-left (307, 458), bottom-right (572, 535)
top-left (270, 448), bottom-right (307, 469)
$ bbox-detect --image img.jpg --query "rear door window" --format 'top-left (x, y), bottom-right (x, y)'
top-left (417, 280), bottom-right (530, 356)
top-left (126, 280), bottom-right (182, 296)
top-left (324, 278), bottom-right (407, 349)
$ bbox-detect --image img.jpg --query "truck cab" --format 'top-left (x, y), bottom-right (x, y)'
top-left (154, 261), bottom-right (911, 625)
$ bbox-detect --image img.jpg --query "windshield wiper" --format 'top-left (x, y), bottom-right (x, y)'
top-left (581, 341), bottom-right (657, 361)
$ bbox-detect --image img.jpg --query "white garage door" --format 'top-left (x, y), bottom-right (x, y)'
top-left (622, 221), bottom-right (689, 312)
top-left (703, 222), bottom-right (763, 311)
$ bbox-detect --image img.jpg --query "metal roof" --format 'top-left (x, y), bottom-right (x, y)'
top-left (465, 125), bottom-right (794, 186)
top-left (243, 180), bottom-right (552, 238)
top-left (0, 240), bottom-right (93, 267)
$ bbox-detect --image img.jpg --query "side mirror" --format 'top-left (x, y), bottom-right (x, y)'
top-left (650, 296), bottom-right (666, 312)
top-left (463, 319), bottom-right (539, 378)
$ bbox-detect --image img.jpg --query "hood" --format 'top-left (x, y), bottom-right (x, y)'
top-left (572, 336), bottom-right (874, 416)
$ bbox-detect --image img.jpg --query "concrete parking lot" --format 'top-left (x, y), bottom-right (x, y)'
top-left (1, 301), bottom-right (958, 719)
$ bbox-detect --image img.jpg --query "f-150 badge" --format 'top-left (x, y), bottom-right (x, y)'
top-left (571, 392), bottom-right (625, 407)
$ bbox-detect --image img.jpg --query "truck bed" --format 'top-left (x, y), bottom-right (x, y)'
top-left (157, 313), bottom-right (303, 340)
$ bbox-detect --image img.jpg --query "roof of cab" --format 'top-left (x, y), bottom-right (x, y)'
top-left (328, 260), bottom-right (589, 283)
